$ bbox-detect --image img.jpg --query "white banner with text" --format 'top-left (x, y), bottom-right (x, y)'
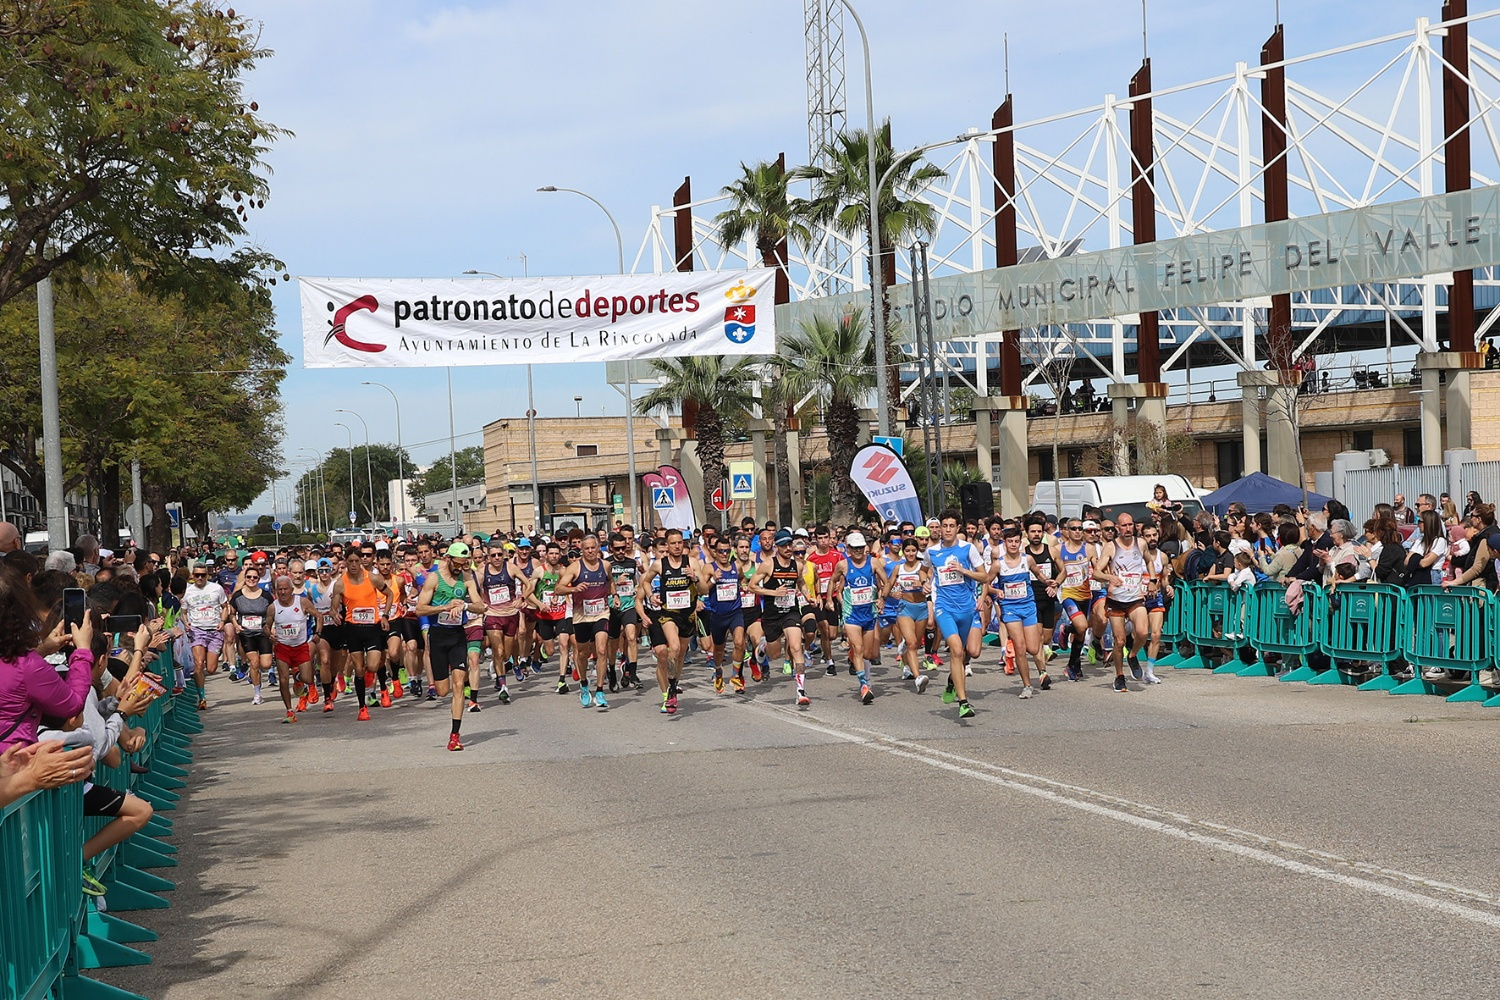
top-left (300, 270), bottom-right (776, 368)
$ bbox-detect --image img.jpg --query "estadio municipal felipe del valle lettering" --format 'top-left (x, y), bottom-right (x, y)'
top-left (297, 271), bottom-right (773, 369)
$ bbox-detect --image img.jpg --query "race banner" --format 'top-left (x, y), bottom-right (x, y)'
top-left (299, 270), bottom-right (775, 368)
top-left (641, 465), bottom-right (697, 535)
top-left (851, 444), bottom-right (923, 528)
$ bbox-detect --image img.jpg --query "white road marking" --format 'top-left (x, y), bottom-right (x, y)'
top-left (740, 700), bottom-right (1500, 929)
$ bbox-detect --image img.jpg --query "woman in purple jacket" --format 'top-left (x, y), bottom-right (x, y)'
top-left (0, 566), bottom-right (96, 753)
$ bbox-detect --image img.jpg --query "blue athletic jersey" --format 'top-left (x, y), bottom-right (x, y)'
top-left (929, 542), bottom-right (981, 615)
top-left (843, 556), bottom-right (878, 625)
top-left (882, 555), bottom-right (903, 614)
top-left (702, 563), bottom-right (741, 615)
top-left (994, 555), bottom-right (1036, 609)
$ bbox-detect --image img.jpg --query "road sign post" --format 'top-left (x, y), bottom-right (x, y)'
top-left (712, 481), bottom-right (732, 512)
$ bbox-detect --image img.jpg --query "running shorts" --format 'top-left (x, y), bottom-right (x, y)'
top-left (999, 601), bottom-right (1039, 628)
top-left (341, 623), bottom-right (385, 653)
top-left (707, 609), bottom-right (744, 646)
top-left (656, 610), bottom-right (696, 637)
top-left (427, 626), bottom-right (467, 681)
top-left (392, 618), bottom-right (425, 648)
top-left (934, 607), bottom-right (979, 642)
top-left (83, 783), bottom-right (127, 818)
top-left (1060, 597), bottom-right (1088, 622)
top-left (574, 619), bottom-right (609, 644)
top-left (187, 626), bottom-right (224, 653)
top-left (274, 642), bottom-right (312, 667)
top-left (535, 616), bottom-right (570, 642)
top-left (238, 631), bottom-right (272, 656)
top-left (898, 600), bottom-right (929, 622)
top-left (760, 610), bottom-right (801, 644)
top-left (607, 606), bottom-right (639, 640)
top-left (484, 614), bottom-right (520, 638)
top-left (1105, 597), bottom-right (1144, 618)
top-left (1144, 591), bottom-right (1166, 612)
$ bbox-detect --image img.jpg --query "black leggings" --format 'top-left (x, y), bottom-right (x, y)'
top-left (428, 626), bottom-right (468, 683)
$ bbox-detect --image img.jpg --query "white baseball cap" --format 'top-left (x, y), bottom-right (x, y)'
top-left (845, 531), bottom-right (867, 548)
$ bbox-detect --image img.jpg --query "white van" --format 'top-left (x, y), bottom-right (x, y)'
top-left (1030, 474), bottom-right (1204, 524)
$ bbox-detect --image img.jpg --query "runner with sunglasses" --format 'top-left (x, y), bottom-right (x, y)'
top-left (414, 542), bottom-right (488, 750)
top-left (747, 529), bottom-right (811, 705)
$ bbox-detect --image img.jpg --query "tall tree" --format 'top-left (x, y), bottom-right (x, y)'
top-left (634, 355), bottom-right (758, 520)
top-left (715, 158), bottom-right (802, 526)
top-left (776, 309), bottom-right (877, 523)
top-left (296, 444), bottom-right (411, 528)
top-left (795, 121), bottom-right (946, 415)
top-left (408, 445), bottom-right (484, 513)
top-left (0, 267), bottom-right (287, 548)
top-left (0, 0), bottom-right (287, 307)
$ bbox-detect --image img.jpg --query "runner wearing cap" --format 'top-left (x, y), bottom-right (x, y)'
top-left (929, 510), bottom-right (995, 719)
top-left (414, 542), bottom-right (488, 750)
top-left (270, 574), bottom-right (319, 724)
top-left (827, 531), bottom-right (886, 704)
top-left (748, 529), bottom-right (810, 704)
top-left (698, 534), bottom-right (747, 694)
top-left (302, 559), bottom-right (338, 709)
top-left (882, 537), bottom-right (933, 692)
top-left (735, 534), bottom-right (768, 681)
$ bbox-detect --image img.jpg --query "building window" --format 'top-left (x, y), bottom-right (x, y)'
top-left (1038, 450), bottom-right (1055, 482)
top-left (1352, 430), bottom-right (1374, 452)
top-left (1216, 440), bottom-right (1243, 486)
top-left (1403, 426), bottom-right (1423, 466)
top-left (576, 444), bottom-right (598, 457)
top-left (1066, 449), bottom-right (1083, 477)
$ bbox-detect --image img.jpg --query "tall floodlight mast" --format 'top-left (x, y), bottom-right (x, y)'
top-left (804, 0), bottom-right (849, 295)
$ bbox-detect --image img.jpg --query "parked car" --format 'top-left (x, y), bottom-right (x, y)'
top-left (1030, 474), bottom-right (1204, 524)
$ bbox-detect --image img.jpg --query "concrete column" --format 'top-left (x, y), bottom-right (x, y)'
top-left (786, 420), bottom-right (805, 528)
top-left (747, 418), bottom-right (773, 522)
top-left (1265, 387), bottom-right (1298, 485)
top-left (655, 427), bottom-right (684, 467)
top-left (1105, 382), bottom-right (1169, 476)
top-left (1236, 371), bottom-right (1292, 477)
top-left (973, 396), bottom-right (1029, 517)
top-left (1416, 351), bottom-right (1480, 453)
top-left (1449, 370), bottom-right (1472, 451)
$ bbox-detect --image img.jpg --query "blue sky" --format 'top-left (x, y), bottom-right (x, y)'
top-left (243, 0), bottom-right (1440, 515)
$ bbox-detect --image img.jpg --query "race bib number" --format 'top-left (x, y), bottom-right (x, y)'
top-left (897, 572), bottom-right (922, 592)
top-left (437, 609), bottom-right (463, 627)
top-left (488, 585), bottom-right (510, 605)
top-left (716, 580), bottom-right (738, 603)
top-left (666, 590), bottom-right (691, 610)
top-left (938, 566), bottom-right (964, 587)
top-left (1064, 564), bottom-right (1086, 588)
top-left (240, 614), bottom-right (264, 633)
top-left (582, 597), bottom-right (607, 617)
top-left (188, 607), bottom-right (219, 628)
top-left (849, 585), bottom-right (874, 606)
top-left (740, 591), bottom-right (758, 609)
top-left (274, 622), bottom-right (302, 643)
top-left (774, 591), bottom-right (796, 609)
top-left (1003, 580), bottom-right (1029, 600)
top-left (817, 576), bottom-right (831, 595)
top-left (1116, 572), bottom-right (1143, 595)
top-left (321, 613), bottom-right (335, 626)
top-left (349, 607), bottom-right (376, 625)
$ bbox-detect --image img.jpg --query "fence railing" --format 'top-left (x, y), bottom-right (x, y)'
top-left (1, 683), bottom-right (202, 1000)
top-left (1166, 580), bottom-right (1500, 708)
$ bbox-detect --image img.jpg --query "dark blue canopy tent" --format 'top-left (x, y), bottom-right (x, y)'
top-left (1198, 472), bottom-right (1333, 516)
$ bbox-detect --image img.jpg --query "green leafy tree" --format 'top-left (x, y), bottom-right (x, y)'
top-left (0, 0), bottom-right (288, 307)
top-left (635, 356), bottom-right (758, 520)
top-left (296, 444), bottom-right (411, 528)
top-left (408, 445), bottom-right (484, 513)
top-left (776, 309), bottom-right (877, 523)
top-left (0, 267), bottom-right (287, 549)
top-left (715, 157), bottom-right (801, 525)
top-left (795, 121), bottom-right (946, 415)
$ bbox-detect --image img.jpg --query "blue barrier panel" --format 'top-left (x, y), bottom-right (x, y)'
top-left (1155, 585), bottom-right (1191, 667)
top-left (1312, 582), bottom-right (1411, 688)
top-left (1392, 586), bottom-right (1496, 700)
top-left (1244, 581), bottom-right (1326, 679)
top-left (1, 781), bottom-right (82, 1000)
top-left (1175, 582), bottom-right (1247, 670)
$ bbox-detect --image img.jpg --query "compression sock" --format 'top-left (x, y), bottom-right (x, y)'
top-left (451, 718), bottom-right (462, 735)
top-left (1069, 633), bottom-right (1084, 667)
top-left (354, 672), bottom-right (367, 706)
top-left (323, 680), bottom-right (336, 700)
top-left (377, 665), bottom-right (389, 688)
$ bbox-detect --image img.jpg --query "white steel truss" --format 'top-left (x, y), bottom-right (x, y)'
top-left (628, 8), bottom-right (1500, 399)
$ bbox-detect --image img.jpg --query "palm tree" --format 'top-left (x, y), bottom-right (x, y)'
top-left (715, 157), bottom-right (803, 526)
top-left (795, 120), bottom-right (947, 415)
top-left (777, 308), bottom-right (876, 523)
top-left (635, 355), bottom-right (759, 521)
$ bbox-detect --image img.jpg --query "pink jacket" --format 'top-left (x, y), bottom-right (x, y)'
top-left (0, 648), bottom-right (95, 752)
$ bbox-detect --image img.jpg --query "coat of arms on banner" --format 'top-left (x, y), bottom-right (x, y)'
top-left (723, 280), bottom-right (758, 344)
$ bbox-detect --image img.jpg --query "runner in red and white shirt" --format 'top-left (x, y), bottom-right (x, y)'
top-left (804, 525), bottom-right (844, 674)
top-left (272, 574), bottom-right (320, 722)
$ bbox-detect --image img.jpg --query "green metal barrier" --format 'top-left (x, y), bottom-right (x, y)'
top-left (1392, 586), bottom-right (1496, 701)
top-left (1155, 585), bottom-right (1191, 667)
top-left (2, 676), bottom-right (196, 1000)
top-left (1311, 582), bottom-right (1411, 688)
top-left (1244, 581), bottom-right (1325, 679)
top-left (1174, 582), bottom-right (1248, 670)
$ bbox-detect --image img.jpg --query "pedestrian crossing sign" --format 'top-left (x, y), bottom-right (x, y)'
top-left (652, 486), bottom-right (676, 510)
top-left (728, 461), bottom-right (755, 500)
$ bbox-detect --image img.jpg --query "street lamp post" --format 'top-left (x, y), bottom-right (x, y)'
top-left (334, 423), bottom-right (356, 527)
top-left (335, 409), bottom-right (377, 529)
top-left (464, 268), bottom-right (542, 532)
top-left (829, 0), bottom-right (891, 439)
top-left (362, 381), bottom-right (406, 528)
top-left (538, 185), bottom-right (637, 527)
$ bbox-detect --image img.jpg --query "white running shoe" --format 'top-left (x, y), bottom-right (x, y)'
top-left (1018, 685), bottom-right (1034, 699)
top-left (1143, 669), bottom-right (1162, 685)
top-left (964, 664), bottom-right (973, 677)
top-left (915, 674), bottom-right (929, 694)
top-left (251, 692), bottom-right (262, 706)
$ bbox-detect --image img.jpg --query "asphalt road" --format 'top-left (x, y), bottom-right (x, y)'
top-left (102, 647), bottom-right (1500, 1000)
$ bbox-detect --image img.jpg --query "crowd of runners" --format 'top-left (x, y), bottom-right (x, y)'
top-left (167, 506), bottom-right (1181, 750)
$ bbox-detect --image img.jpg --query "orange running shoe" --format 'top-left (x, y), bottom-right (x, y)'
top-left (322, 698), bottom-right (335, 714)
top-left (859, 683), bottom-right (874, 705)
top-left (447, 732), bottom-right (464, 751)
top-left (357, 706), bottom-right (370, 722)
top-left (296, 694), bottom-right (309, 713)
top-left (380, 690), bottom-right (392, 709)
top-left (364, 670), bottom-right (376, 690)
top-left (283, 711), bottom-right (297, 724)
top-left (392, 681), bottom-right (405, 698)
top-left (336, 674), bottom-right (347, 694)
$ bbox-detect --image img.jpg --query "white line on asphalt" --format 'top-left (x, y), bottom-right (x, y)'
top-left (739, 700), bottom-right (1500, 930)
